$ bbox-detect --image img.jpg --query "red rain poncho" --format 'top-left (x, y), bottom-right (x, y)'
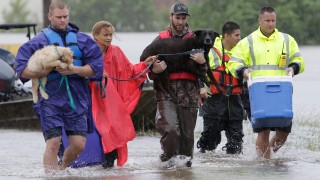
top-left (89, 44), bottom-right (148, 166)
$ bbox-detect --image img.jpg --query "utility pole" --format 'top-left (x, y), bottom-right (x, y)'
top-left (42, 0), bottom-right (51, 28)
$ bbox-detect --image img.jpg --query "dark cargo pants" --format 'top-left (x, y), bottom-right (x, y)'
top-left (154, 79), bottom-right (200, 162)
top-left (155, 99), bottom-right (198, 162)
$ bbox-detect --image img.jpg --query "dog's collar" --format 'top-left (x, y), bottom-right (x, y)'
top-left (54, 46), bottom-right (62, 59)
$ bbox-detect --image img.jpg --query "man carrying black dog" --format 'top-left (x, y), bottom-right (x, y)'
top-left (149, 2), bottom-right (206, 168)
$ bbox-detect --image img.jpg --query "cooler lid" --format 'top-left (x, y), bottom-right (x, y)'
top-left (248, 75), bottom-right (292, 87)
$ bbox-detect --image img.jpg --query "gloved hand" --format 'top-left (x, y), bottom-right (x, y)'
top-left (286, 67), bottom-right (294, 77)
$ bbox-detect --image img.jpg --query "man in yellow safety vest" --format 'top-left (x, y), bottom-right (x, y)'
top-left (226, 7), bottom-right (305, 159)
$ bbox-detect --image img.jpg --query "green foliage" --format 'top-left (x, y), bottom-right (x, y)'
top-left (2, 0), bottom-right (30, 23)
top-left (189, 0), bottom-right (320, 45)
top-left (2, 0), bottom-right (320, 44)
top-left (1, 0), bottom-right (39, 33)
top-left (189, 0), bottom-right (258, 37)
top-left (66, 0), bottom-right (167, 32)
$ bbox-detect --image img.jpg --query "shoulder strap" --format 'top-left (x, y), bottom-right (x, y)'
top-left (182, 30), bottom-right (193, 39)
top-left (65, 31), bottom-right (82, 60)
top-left (159, 30), bottom-right (171, 39)
top-left (42, 28), bottom-right (63, 46)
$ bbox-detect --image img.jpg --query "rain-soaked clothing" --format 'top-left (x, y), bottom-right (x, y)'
top-left (15, 23), bottom-right (103, 137)
top-left (199, 94), bottom-right (244, 153)
top-left (89, 77), bottom-right (135, 167)
top-left (89, 44), bottom-right (148, 166)
top-left (155, 80), bottom-right (199, 161)
top-left (227, 28), bottom-right (305, 132)
top-left (197, 37), bottom-right (244, 154)
top-left (103, 44), bottom-right (148, 114)
top-left (151, 27), bottom-right (204, 162)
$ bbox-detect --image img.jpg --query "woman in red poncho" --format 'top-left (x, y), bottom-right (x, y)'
top-left (90, 21), bottom-right (157, 168)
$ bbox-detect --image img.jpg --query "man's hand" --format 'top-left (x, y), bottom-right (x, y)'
top-left (243, 68), bottom-right (253, 79)
top-left (286, 67), bottom-right (294, 77)
top-left (55, 66), bottom-right (76, 76)
top-left (152, 60), bottom-right (167, 74)
top-left (144, 55), bottom-right (158, 65)
top-left (41, 67), bottom-right (55, 76)
top-left (190, 52), bottom-right (205, 64)
top-left (200, 87), bottom-right (209, 99)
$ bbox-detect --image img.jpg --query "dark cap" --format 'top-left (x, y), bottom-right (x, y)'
top-left (170, 2), bottom-right (190, 16)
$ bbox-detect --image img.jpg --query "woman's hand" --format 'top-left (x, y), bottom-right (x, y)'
top-left (144, 55), bottom-right (158, 65)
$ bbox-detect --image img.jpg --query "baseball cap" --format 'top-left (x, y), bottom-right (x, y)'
top-left (170, 2), bottom-right (190, 16)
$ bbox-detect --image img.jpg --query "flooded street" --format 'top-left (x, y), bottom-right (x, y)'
top-left (0, 33), bottom-right (319, 179)
top-left (0, 119), bottom-right (320, 179)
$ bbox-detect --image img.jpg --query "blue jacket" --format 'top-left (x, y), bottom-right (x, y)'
top-left (15, 23), bottom-right (103, 133)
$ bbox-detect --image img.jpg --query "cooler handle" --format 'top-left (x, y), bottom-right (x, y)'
top-left (265, 84), bottom-right (281, 93)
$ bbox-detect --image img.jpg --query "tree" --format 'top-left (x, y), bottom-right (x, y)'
top-left (2, 0), bottom-right (37, 24)
top-left (189, 0), bottom-right (320, 45)
top-left (66, 0), bottom-right (164, 32)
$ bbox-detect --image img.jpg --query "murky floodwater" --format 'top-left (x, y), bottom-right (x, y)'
top-left (1, 120), bottom-right (320, 180)
top-left (0, 33), bottom-right (319, 179)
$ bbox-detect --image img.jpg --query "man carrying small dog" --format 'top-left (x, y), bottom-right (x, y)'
top-left (15, 0), bottom-right (103, 175)
top-left (149, 2), bottom-right (207, 168)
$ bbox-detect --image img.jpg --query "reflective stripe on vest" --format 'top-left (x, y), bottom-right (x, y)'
top-left (247, 33), bottom-right (289, 70)
top-left (210, 47), bottom-right (242, 95)
top-left (42, 28), bottom-right (83, 80)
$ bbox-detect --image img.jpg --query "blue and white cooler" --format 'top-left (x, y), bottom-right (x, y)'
top-left (248, 75), bottom-right (293, 128)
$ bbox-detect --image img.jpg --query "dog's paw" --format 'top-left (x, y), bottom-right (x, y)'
top-left (68, 64), bottom-right (74, 69)
top-left (32, 96), bottom-right (38, 103)
top-left (42, 93), bottom-right (49, 100)
top-left (59, 63), bottom-right (68, 69)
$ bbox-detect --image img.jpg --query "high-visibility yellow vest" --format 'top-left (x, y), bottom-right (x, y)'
top-left (227, 28), bottom-right (305, 78)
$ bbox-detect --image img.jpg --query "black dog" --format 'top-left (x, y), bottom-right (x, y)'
top-left (140, 29), bottom-right (219, 100)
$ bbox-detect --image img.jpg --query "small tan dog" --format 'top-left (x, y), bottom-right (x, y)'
top-left (27, 45), bottom-right (74, 103)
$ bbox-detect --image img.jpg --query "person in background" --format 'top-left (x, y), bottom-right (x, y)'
top-left (226, 7), bottom-right (305, 159)
top-left (15, 0), bottom-right (103, 175)
top-left (148, 2), bottom-right (207, 168)
top-left (197, 21), bottom-right (244, 154)
top-left (90, 21), bottom-right (157, 168)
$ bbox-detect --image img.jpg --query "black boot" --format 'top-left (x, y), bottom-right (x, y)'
top-left (223, 133), bottom-right (243, 154)
top-left (185, 161), bottom-right (192, 167)
top-left (102, 149), bottom-right (117, 168)
top-left (197, 126), bottom-right (221, 151)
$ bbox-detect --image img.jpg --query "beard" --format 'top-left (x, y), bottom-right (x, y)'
top-left (171, 23), bottom-right (184, 34)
